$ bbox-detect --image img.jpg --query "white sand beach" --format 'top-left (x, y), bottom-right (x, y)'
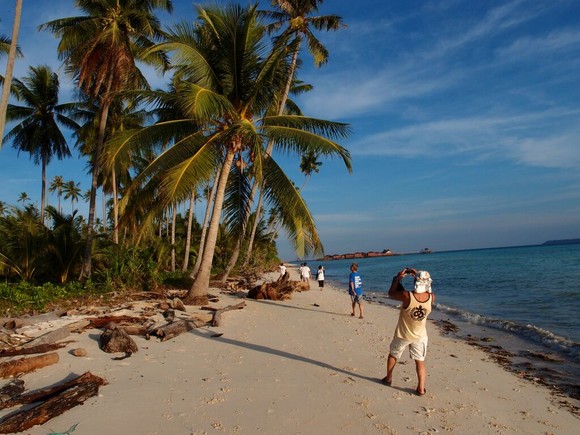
top-left (2, 266), bottom-right (578, 434)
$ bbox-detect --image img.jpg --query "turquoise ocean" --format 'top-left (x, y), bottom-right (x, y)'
top-left (299, 243), bottom-right (580, 401)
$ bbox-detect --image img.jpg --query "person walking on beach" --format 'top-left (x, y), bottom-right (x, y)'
top-left (300, 263), bottom-right (311, 288)
top-left (316, 265), bottom-right (325, 290)
top-left (279, 263), bottom-right (287, 279)
top-left (383, 268), bottom-right (435, 396)
top-left (348, 263), bottom-right (364, 318)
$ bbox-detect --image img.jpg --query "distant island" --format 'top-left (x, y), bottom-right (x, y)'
top-left (318, 248), bottom-right (432, 261)
top-left (542, 238), bottom-right (580, 246)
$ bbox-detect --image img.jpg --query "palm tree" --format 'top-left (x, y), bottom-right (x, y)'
top-left (4, 65), bottom-right (78, 222)
top-left (0, 0), bottom-right (23, 144)
top-left (0, 200), bottom-right (6, 217)
top-left (49, 175), bottom-right (65, 214)
top-left (17, 191), bottom-right (29, 205)
top-left (240, 0), bottom-right (346, 265)
top-left (63, 180), bottom-right (81, 213)
top-left (40, 0), bottom-right (174, 279)
top-left (114, 4), bottom-right (351, 303)
top-left (299, 150), bottom-right (322, 190)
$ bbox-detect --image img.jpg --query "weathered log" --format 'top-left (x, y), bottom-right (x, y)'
top-left (150, 319), bottom-right (204, 342)
top-left (0, 379), bottom-right (25, 404)
top-left (100, 324), bottom-right (138, 355)
top-left (247, 279), bottom-right (308, 300)
top-left (0, 341), bottom-right (73, 357)
top-left (172, 298), bottom-right (186, 312)
top-left (0, 371), bottom-right (105, 410)
top-left (0, 353), bottom-right (59, 379)
top-left (21, 326), bottom-right (71, 349)
top-left (118, 324), bottom-right (150, 336)
top-left (211, 302), bottom-right (246, 327)
top-left (0, 310), bottom-right (67, 330)
top-left (86, 315), bottom-right (148, 329)
top-left (0, 372), bottom-right (107, 433)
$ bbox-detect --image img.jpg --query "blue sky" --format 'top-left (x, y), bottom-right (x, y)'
top-left (1, 0), bottom-right (579, 261)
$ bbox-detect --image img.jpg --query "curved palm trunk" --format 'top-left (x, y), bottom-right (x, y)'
top-left (112, 168), bottom-right (118, 244)
top-left (242, 43), bottom-right (301, 263)
top-left (81, 98), bottom-right (111, 280)
top-left (41, 154), bottom-right (47, 223)
top-left (182, 190), bottom-right (195, 272)
top-left (241, 186), bottom-right (264, 268)
top-left (191, 169), bottom-right (220, 278)
top-left (171, 202), bottom-right (176, 272)
top-left (0, 0), bottom-right (22, 145)
top-left (221, 179), bottom-right (259, 281)
top-left (185, 148), bottom-right (236, 304)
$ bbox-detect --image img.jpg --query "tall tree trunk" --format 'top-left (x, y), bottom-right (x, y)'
top-left (241, 43), bottom-right (302, 263)
top-left (40, 154), bottom-right (47, 223)
top-left (112, 168), bottom-right (118, 244)
top-left (0, 0), bottom-right (23, 145)
top-left (80, 98), bottom-right (111, 280)
top-left (242, 187), bottom-right (264, 268)
top-left (222, 179), bottom-right (259, 281)
top-left (182, 190), bottom-right (195, 272)
top-left (191, 169), bottom-right (220, 279)
top-left (171, 203), bottom-right (176, 272)
top-left (185, 148), bottom-right (236, 304)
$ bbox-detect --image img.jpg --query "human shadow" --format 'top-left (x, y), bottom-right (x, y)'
top-left (192, 328), bottom-right (376, 383)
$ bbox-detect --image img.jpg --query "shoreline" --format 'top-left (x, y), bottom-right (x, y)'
top-left (1, 268), bottom-right (578, 433)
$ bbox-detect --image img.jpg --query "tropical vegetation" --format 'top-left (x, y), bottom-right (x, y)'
top-left (0, 0), bottom-right (351, 311)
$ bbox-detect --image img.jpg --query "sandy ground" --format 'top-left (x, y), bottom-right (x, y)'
top-left (2, 267), bottom-right (578, 434)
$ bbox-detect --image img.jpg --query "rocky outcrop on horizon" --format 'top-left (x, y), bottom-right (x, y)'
top-left (320, 249), bottom-right (394, 261)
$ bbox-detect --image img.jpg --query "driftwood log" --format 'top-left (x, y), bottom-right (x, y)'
top-left (87, 315), bottom-right (149, 329)
top-left (211, 302), bottom-right (246, 327)
top-left (149, 319), bottom-right (205, 342)
top-left (0, 352), bottom-right (59, 379)
top-left (0, 372), bottom-right (107, 433)
top-left (247, 273), bottom-right (308, 300)
top-left (0, 341), bottom-right (74, 358)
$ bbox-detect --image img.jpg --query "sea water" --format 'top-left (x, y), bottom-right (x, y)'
top-left (301, 243), bottom-right (580, 401)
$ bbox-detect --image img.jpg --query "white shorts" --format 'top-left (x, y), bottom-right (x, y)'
top-left (389, 336), bottom-right (428, 361)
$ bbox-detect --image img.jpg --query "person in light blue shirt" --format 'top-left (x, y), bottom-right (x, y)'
top-left (348, 263), bottom-right (364, 319)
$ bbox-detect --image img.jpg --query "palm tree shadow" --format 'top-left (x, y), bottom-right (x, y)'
top-left (193, 328), bottom-right (375, 383)
top-left (253, 299), bottom-right (347, 317)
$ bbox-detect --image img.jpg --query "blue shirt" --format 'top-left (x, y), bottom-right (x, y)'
top-left (349, 272), bottom-right (363, 295)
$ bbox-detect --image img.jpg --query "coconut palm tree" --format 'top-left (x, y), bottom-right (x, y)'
top-left (241, 0), bottom-right (346, 265)
top-left (17, 191), bottom-right (29, 205)
top-left (0, 0), bottom-right (23, 144)
top-left (4, 65), bottom-right (79, 222)
top-left (112, 4), bottom-right (351, 303)
top-left (299, 150), bottom-right (322, 190)
top-left (49, 175), bottom-right (66, 214)
top-left (40, 0), bottom-right (174, 279)
top-left (63, 180), bottom-right (81, 213)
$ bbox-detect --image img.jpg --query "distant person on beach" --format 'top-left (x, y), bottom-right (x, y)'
top-left (279, 263), bottom-right (287, 279)
top-left (316, 265), bottom-right (325, 289)
top-left (348, 263), bottom-right (364, 318)
top-left (383, 268), bottom-right (435, 396)
top-left (300, 263), bottom-right (311, 287)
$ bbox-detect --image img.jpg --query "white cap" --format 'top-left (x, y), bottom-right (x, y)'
top-left (414, 270), bottom-right (432, 293)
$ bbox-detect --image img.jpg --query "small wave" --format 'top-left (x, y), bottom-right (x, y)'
top-left (435, 303), bottom-right (580, 359)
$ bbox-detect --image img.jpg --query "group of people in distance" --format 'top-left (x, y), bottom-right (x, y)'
top-left (279, 261), bottom-right (435, 397)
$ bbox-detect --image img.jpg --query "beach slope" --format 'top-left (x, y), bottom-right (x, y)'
top-left (3, 271), bottom-right (578, 434)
